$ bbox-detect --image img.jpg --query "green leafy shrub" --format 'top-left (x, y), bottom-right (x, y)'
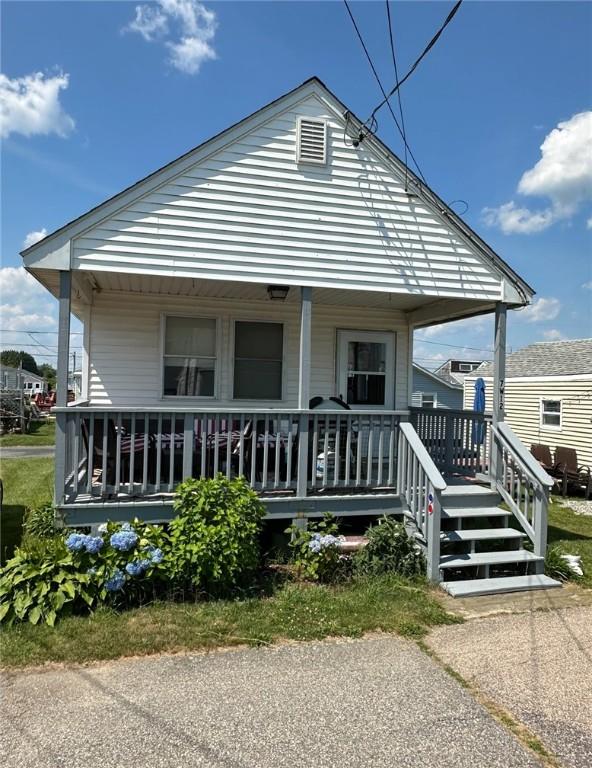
top-left (22, 503), bottom-right (62, 540)
top-left (545, 546), bottom-right (580, 582)
top-left (0, 519), bottom-right (168, 626)
top-left (355, 517), bottom-right (425, 578)
top-left (285, 513), bottom-right (344, 583)
top-left (168, 475), bottom-right (266, 595)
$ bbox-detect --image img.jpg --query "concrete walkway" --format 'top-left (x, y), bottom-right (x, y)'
top-left (427, 605), bottom-right (592, 768)
top-left (0, 445), bottom-right (55, 459)
top-left (1, 636), bottom-right (541, 768)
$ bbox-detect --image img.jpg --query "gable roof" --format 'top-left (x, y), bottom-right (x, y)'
top-left (21, 77), bottom-right (532, 303)
top-left (412, 363), bottom-right (463, 390)
top-left (470, 339), bottom-right (592, 379)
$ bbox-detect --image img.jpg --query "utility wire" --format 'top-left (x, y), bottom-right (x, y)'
top-left (343, 0), bottom-right (427, 185)
top-left (385, 0), bottom-right (409, 191)
top-left (366, 0), bottom-right (464, 127)
top-left (415, 337), bottom-right (492, 353)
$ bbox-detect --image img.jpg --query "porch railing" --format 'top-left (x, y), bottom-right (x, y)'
top-left (409, 407), bottom-right (491, 477)
top-left (397, 421), bottom-right (446, 582)
top-left (490, 421), bottom-right (553, 567)
top-left (55, 406), bottom-right (405, 504)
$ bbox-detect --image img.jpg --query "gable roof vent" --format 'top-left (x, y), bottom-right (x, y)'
top-left (297, 118), bottom-right (327, 165)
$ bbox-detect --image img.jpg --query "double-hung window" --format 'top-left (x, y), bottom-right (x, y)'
top-left (541, 399), bottom-right (561, 428)
top-left (233, 321), bottom-right (283, 400)
top-left (163, 316), bottom-right (217, 397)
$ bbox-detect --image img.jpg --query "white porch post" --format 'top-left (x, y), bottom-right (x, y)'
top-left (490, 302), bottom-right (507, 488)
top-left (54, 270), bottom-right (72, 505)
top-left (296, 287), bottom-right (312, 498)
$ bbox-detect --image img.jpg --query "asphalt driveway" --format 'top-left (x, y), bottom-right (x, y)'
top-left (1, 635), bottom-right (541, 768)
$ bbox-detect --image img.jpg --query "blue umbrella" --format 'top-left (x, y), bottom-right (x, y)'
top-left (472, 377), bottom-right (486, 444)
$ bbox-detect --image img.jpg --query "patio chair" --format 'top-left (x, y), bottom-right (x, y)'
top-left (81, 416), bottom-right (153, 491)
top-left (554, 446), bottom-right (592, 499)
top-left (530, 444), bottom-right (558, 476)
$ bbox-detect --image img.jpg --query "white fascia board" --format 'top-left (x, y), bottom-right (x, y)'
top-left (464, 374), bottom-right (592, 384)
top-left (22, 238), bottom-right (71, 270)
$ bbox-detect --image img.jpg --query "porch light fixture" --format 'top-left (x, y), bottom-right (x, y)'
top-left (267, 285), bottom-right (290, 301)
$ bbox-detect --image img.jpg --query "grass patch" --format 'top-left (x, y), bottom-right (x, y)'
top-left (0, 419), bottom-right (55, 447)
top-left (0, 575), bottom-right (460, 668)
top-left (0, 457), bottom-right (54, 564)
top-left (547, 496), bottom-right (592, 588)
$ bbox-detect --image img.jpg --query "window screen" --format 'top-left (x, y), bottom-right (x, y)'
top-left (163, 316), bottom-right (216, 397)
top-left (234, 321), bottom-right (283, 399)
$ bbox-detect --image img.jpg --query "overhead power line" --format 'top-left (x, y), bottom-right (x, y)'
top-left (342, 0), bottom-right (427, 185)
top-left (415, 337), bottom-right (492, 353)
top-left (385, 0), bottom-right (409, 190)
top-left (366, 0), bottom-right (464, 128)
top-left (0, 329), bottom-right (83, 335)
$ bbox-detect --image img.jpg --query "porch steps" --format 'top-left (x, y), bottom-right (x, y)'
top-left (435, 481), bottom-right (561, 598)
top-left (440, 550), bottom-right (543, 569)
top-left (441, 574), bottom-right (562, 598)
top-left (441, 527), bottom-right (523, 544)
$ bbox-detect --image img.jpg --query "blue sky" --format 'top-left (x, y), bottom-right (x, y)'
top-left (1, 0), bottom-right (591, 369)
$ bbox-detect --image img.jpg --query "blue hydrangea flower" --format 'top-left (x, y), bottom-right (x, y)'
top-left (139, 558), bottom-right (152, 570)
top-left (105, 569), bottom-right (126, 592)
top-left (320, 535), bottom-right (339, 549)
top-left (84, 536), bottom-right (104, 554)
top-left (143, 545), bottom-right (164, 565)
top-left (308, 539), bottom-right (321, 553)
top-left (65, 533), bottom-right (87, 552)
top-left (97, 523), bottom-right (108, 534)
top-left (125, 561), bottom-right (145, 577)
top-left (121, 522), bottom-right (132, 531)
top-left (110, 530), bottom-right (138, 552)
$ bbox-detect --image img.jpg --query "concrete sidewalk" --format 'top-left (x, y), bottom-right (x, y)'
top-left (427, 605), bottom-right (592, 768)
top-left (1, 635), bottom-right (541, 768)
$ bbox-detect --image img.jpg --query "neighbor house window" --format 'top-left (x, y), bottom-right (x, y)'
top-left (541, 399), bottom-right (561, 428)
top-left (163, 316), bottom-right (217, 397)
top-left (421, 393), bottom-right (436, 408)
top-left (233, 321), bottom-right (283, 400)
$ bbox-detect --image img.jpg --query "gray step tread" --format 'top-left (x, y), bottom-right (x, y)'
top-left (442, 484), bottom-right (496, 497)
top-left (440, 550), bottom-right (543, 569)
top-left (442, 506), bottom-right (508, 519)
top-left (441, 574), bottom-right (562, 598)
top-left (442, 527), bottom-right (524, 542)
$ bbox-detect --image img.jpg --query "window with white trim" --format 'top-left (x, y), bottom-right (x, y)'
top-left (541, 399), bottom-right (561, 428)
top-left (233, 321), bottom-right (283, 400)
top-left (421, 393), bottom-right (436, 408)
top-left (163, 316), bottom-right (217, 397)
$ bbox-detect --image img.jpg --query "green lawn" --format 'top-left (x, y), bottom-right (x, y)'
top-left (0, 575), bottom-right (459, 668)
top-left (0, 457), bottom-right (54, 564)
top-left (548, 496), bottom-right (592, 588)
top-left (0, 419), bottom-right (55, 447)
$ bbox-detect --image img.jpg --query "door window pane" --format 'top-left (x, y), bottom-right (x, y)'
top-left (346, 340), bottom-right (387, 405)
top-left (163, 316), bottom-right (216, 397)
top-left (347, 373), bottom-right (385, 405)
top-left (348, 342), bottom-right (386, 373)
top-left (234, 322), bottom-right (283, 399)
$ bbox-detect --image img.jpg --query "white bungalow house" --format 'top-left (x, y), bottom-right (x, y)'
top-left (21, 78), bottom-right (559, 596)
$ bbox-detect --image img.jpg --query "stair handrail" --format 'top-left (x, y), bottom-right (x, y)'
top-left (398, 422), bottom-right (446, 583)
top-left (491, 421), bottom-right (552, 561)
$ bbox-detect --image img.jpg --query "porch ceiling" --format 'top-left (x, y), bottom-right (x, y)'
top-left (30, 268), bottom-right (497, 324)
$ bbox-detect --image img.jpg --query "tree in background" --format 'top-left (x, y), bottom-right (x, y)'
top-left (0, 350), bottom-right (40, 375)
top-left (40, 363), bottom-right (57, 389)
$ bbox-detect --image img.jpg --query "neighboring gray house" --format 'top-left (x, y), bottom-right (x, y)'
top-left (464, 339), bottom-right (592, 467)
top-left (412, 363), bottom-right (463, 409)
top-left (0, 365), bottom-right (47, 394)
top-left (434, 359), bottom-right (484, 386)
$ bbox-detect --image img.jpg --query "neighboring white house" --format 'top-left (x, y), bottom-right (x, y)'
top-left (0, 365), bottom-right (47, 394)
top-left (411, 363), bottom-right (463, 409)
top-left (434, 359), bottom-right (485, 386)
top-left (464, 339), bottom-right (592, 467)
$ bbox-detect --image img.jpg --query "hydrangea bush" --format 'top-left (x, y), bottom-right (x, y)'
top-left (354, 516), bottom-right (425, 578)
top-left (0, 519), bottom-right (167, 626)
top-left (286, 513), bottom-right (344, 582)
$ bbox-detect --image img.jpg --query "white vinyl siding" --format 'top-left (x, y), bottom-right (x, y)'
top-left (463, 376), bottom-right (592, 467)
top-left (72, 94), bottom-right (503, 301)
top-left (85, 290), bottom-right (411, 410)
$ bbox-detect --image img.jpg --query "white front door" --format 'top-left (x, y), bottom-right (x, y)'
top-left (336, 330), bottom-right (395, 409)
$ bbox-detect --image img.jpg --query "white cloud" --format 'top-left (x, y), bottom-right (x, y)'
top-left (22, 229), bottom-right (47, 249)
top-left (482, 202), bottom-right (553, 235)
top-left (124, 1), bottom-right (217, 74)
top-left (542, 329), bottom-right (564, 341)
top-left (0, 267), bottom-right (57, 331)
top-left (582, 280), bottom-right (592, 290)
top-left (0, 72), bottom-right (75, 139)
top-left (483, 111), bottom-right (592, 234)
top-left (587, 216), bottom-right (592, 229)
top-left (518, 297), bottom-right (561, 323)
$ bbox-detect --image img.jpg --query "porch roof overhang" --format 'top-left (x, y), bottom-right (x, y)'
top-left (27, 267), bottom-right (508, 329)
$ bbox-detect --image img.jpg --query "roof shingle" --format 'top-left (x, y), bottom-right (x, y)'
top-left (471, 339), bottom-right (592, 378)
